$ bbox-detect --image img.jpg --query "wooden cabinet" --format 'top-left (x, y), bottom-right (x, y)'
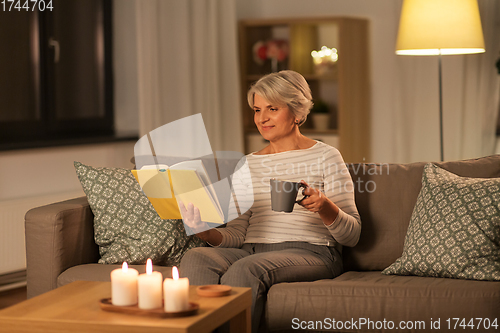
top-left (238, 17), bottom-right (370, 162)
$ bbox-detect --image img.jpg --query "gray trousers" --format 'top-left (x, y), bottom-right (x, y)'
top-left (180, 241), bottom-right (342, 333)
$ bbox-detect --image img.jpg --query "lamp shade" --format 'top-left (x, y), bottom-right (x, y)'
top-left (396, 0), bottom-right (485, 55)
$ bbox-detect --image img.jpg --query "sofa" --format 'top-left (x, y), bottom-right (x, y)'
top-left (25, 155), bottom-right (500, 332)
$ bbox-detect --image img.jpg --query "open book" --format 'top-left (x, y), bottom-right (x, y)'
top-left (131, 160), bottom-right (224, 224)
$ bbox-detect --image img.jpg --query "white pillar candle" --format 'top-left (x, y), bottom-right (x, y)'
top-left (110, 262), bottom-right (139, 306)
top-left (138, 258), bottom-right (163, 309)
top-left (163, 266), bottom-right (189, 312)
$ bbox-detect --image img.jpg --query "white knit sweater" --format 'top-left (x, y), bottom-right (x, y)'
top-left (216, 141), bottom-right (361, 248)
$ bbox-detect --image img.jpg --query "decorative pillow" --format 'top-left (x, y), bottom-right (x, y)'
top-left (74, 161), bottom-right (206, 265)
top-left (382, 163), bottom-right (500, 281)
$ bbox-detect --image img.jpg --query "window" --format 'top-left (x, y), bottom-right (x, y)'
top-left (0, 0), bottom-right (113, 149)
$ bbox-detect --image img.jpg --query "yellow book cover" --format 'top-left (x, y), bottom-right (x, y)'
top-left (131, 168), bottom-right (182, 220)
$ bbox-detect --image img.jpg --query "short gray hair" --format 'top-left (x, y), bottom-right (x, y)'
top-left (247, 70), bottom-right (313, 126)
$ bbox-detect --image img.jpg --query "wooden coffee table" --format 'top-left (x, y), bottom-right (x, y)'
top-left (0, 281), bottom-right (252, 333)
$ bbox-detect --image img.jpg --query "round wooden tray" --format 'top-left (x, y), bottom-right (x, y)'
top-left (196, 285), bottom-right (232, 297)
top-left (99, 298), bottom-right (198, 318)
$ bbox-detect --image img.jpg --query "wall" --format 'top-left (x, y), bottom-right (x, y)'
top-left (0, 141), bottom-right (136, 275)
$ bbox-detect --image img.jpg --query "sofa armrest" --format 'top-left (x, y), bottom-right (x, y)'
top-left (25, 196), bottom-right (99, 298)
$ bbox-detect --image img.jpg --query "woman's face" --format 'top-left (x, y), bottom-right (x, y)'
top-left (253, 93), bottom-right (297, 142)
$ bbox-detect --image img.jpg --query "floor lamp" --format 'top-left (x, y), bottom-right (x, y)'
top-left (395, 0), bottom-right (485, 161)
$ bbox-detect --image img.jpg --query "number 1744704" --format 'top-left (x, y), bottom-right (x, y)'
top-left (1, 0), bottom-right (53, 11)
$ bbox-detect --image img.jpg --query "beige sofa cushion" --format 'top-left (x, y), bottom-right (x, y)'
top-left (267, 271), bottom-right (500, 332)
top-left (57, 264), bottom-right (173, 287)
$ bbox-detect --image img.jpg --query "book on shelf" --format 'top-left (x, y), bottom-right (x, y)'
top-left (131, 159), bottom-right (224, 224)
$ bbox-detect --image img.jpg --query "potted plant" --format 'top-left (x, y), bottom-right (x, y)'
top-left (311, 100), bottom-right (331, 131)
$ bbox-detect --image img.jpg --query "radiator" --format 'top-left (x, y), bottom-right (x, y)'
top-left (0, 191), bottom-right (83, 275)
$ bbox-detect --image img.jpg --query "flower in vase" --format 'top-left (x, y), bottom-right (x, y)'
top-left (253, 39), bottom-right (289, 70)
top-left (266, 40), bottom-right (289, 62)
top-left (253, 41), bottom-right (268, 65)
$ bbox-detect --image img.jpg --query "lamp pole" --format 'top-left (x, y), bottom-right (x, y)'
top-left (438, 53), bottom-right (444, 162)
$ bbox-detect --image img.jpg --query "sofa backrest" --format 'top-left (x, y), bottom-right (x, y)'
top-left (343, 154), bottom-right (500, 272)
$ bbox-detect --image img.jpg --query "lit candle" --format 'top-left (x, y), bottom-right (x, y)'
top-left (110, 262), bottom-right (139, 306)
top-left (138, 258), bottom-right (163, 309)
top-left (163, 266), bottom-right (189, 312)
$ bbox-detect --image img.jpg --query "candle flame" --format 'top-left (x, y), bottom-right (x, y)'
top-left (146, 258), bottom-right (152, 275)
top-left (172, 266), bottom-right (179, 280)
top-left (122, 262), bottom-right (128, 272)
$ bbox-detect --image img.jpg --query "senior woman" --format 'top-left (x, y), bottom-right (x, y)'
top-left (180, 70), bottom-right (361, 332)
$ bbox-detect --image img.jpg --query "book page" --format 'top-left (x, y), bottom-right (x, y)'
top-left (170, 160), bottom-right (211, 186)
top-left (169, 169), bottom-right (224, 224)
top-left (170, 160), bottom-right (220, 207)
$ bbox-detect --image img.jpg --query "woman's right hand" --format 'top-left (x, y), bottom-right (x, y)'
top-left (178, 202), bottom-right (209, 234)
top-left (178, 202), bottom-right (223, 246)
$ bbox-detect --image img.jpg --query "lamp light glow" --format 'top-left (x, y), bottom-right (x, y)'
top-left (395, 0), bottom-right (485, 56)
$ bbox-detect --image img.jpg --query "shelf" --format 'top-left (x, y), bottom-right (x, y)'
top-left (239, 17), bottom-right (371, 162)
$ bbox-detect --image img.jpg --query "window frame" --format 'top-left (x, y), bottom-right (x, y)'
top-left (0, 0), bottom-right (114, 150)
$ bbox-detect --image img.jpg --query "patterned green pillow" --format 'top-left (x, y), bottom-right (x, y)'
top-left (74, 161), bottom-right (206, 265)
top-left (382, 163), bottom-right (500, 281)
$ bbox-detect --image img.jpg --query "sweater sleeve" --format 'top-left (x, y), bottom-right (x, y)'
top-left (323, 147), bottom-right (361, 247)
top-left (212, 156), bottom-right (253, 248)
top-left (214, 210), bottom-right (251, 248)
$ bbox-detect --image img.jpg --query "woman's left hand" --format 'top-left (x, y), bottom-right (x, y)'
top-left (297, 180), bottom-right (327, 213)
